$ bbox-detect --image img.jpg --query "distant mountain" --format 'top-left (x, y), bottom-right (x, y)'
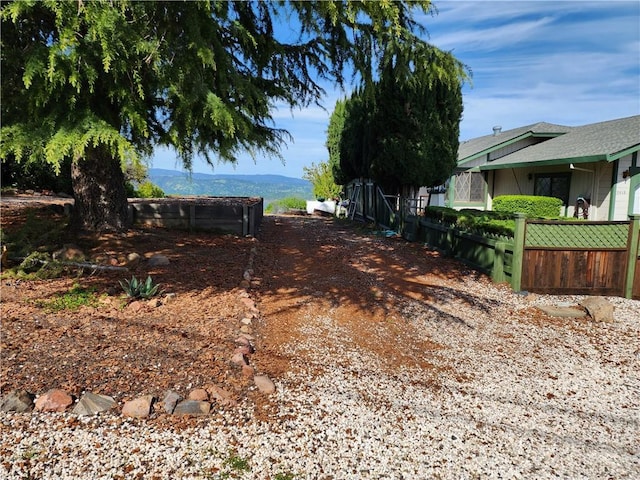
top-left (148, 168), bottom-right (313, 206)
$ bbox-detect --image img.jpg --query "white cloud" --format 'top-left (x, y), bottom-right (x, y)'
top-left (429, 17), bottom-right (556, 53)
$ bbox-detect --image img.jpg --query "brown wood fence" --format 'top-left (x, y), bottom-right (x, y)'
top-left (519, 217), bottom-right (640, 299)
top-left (521, 249), bottom-right (628, 296)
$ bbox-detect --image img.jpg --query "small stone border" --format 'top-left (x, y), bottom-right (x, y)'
top-left (0, 237), bottom-right (276, 419)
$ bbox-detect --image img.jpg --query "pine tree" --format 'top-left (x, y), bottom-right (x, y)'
top-left (1, 0), bottom-right (435, 231)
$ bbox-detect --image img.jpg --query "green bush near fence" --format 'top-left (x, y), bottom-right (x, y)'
top-left (423, 206), bottom-right (515, 237)
top-left (493, 195), bottom-right (562, 218)
top-left (265, 197), bottom-right (307, 214)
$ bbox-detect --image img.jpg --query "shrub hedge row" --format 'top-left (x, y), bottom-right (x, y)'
top-left (423, 206), bottom-right (515, 237)
top-left (422, 195), bottom-right (565, 237)
top-left (493, 195), bottom-right (562, 218)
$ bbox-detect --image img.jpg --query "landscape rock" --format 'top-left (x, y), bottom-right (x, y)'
top-left (234, 345), bottom-right (253, 356)
top-left (231, 352), bottom-right (249, 366)
top-left (127, 301), bottom-right (145, 312)
top-left (0, 390), bottom-right (35, 413)
top-left (122, 395), bottom-right (154, 418)
top-left (34, 389), bottom-right (73, 412)
top-left (147, 298), bottom-right (162, 308)
top-left (73, 392), bottom-right (116, 416)
top-left (241, 365), bottom-right (255, 378)
top-left (148, 254), bottom-right (170, 267)
top-left (241, 317), bottom-right (253, 325)
top-left (537, 305), bottom-right (587, 318)
top-left (580, 297), bottom-right (615, 322)
top-left (162, 390), bottom-right (182, 414)
top-left (52, 244), bottom-right (85, 262)
top-left (240, 297), bottom-right (258, 311)
top-left (126, 253), bottom-right (142, 268)
top-left (240, 325), bottom-right (253, 334)
top-left (206, 385), bottom-right (237, 407)
top-left (254, 375), bottom-right (276, 394)
top-left (188, 388), bottom-right (209, 401)
top-left (173, 400), bottom-right (210, 416)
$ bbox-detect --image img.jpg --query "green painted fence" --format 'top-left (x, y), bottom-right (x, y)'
top-left (410, 216), bottom-right (515, 286)
top-left (404, 213), bottom-right (640, 299)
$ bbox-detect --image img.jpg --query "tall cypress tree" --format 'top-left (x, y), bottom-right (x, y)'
top-left (331, 43), bottom-right (467, 196)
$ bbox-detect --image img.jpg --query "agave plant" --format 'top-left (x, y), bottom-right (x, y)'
top-left (119, 275), bottom-right (160, 299)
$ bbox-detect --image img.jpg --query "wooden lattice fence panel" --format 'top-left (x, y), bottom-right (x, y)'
top-left (521, 221), bottom-right (629, 296)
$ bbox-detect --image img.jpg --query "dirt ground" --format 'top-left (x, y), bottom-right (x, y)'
top-left (0, 196), bottom-right (507, 420)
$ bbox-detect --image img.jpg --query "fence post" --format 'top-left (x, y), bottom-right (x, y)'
top-left (624, 214), bottom-right (640, 299)
top-left (242, 205), bottom-right (249, 236)
top-left (492, 241), bottom-right (506, 283)
top-left (248, 204), bottom-right (255, 236)
top-left (511, 213), bottom-right (526, 292)
top-left (189, 204), bottom-right (196, 229)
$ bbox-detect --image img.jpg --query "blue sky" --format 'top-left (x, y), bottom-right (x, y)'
top-left (151, 0), bottom-right (640, 179)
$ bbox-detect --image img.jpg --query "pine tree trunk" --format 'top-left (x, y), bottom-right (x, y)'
top-left (70, 146), bottom-right (129, 232)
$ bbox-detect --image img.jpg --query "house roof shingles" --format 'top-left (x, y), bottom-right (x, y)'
top-left (458, 122), bottom-right (572, 163)
top-left (472, 115), bottom-right (640, 171)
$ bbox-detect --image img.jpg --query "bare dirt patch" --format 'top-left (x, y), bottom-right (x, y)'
top-left (0, 197), bottom-right (547, 420)
top-left (1, 198), bottom-right (255, 412)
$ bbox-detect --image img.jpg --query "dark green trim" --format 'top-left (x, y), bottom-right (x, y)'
top-left (629, 152), bottom-right (639, 216)
top-left (458, 132), bottom-right (564, 166)
top-left (483, 171), bottom-right (489, 210)
top-left (609, 160), bottom-right (618, 220)
top-left (452, 201), bottom-right (486, 208)
top-left (624, 215), bottom-right (640, 298)
top-left (608, 144), bottom-right (640, 162)
top-left (446, 174), bottom-right (455, 207)
top-left (479, 154), bottom-right (604, 171)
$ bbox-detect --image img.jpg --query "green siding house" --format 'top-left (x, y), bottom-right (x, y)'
top-left (446, 115), bottom-right (640, 220)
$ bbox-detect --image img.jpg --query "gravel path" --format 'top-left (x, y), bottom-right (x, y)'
top-left (1, 216), bottom-right (639, 479)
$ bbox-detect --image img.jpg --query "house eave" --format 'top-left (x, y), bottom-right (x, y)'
top-left (478, 154), bottom-right (605, 171)
top-left (607, 143), bottom-right (640, 162)
top-left (457, 132), bottom-right (565, 166)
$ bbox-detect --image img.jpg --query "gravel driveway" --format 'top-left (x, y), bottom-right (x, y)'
top-left (1, 215), bottom-right (639, 479)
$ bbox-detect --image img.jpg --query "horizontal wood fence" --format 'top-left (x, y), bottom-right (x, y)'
top-left (519, 219), bottom-right (634, 296)
top-left (128, 197), bottom-right (263, 236)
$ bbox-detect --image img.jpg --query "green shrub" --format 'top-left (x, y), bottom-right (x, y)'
top-left (266, 197), bottom-right (307, 214)
top-left (493, 195), bottom-right (562, 218)
top-left (422, 206), bottom-right (459, 224)
top-left (423, 206), bottom-right (515, 237)
top-left (135, 181), bottom-right (165, 198)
